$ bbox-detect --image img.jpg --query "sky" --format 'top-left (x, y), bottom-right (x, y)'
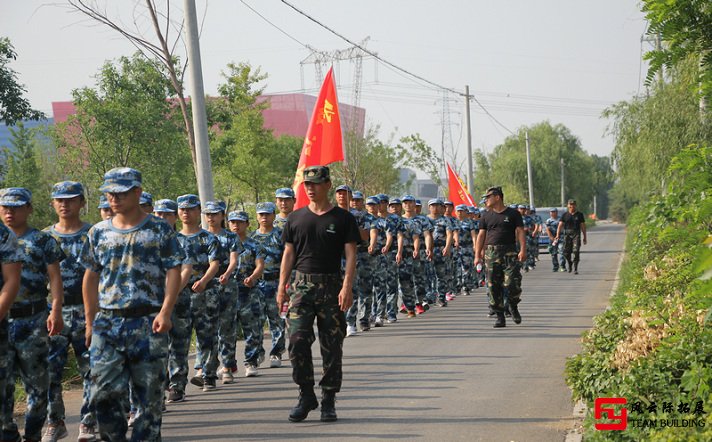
top-left (2, 0), bottom-right (648, 172)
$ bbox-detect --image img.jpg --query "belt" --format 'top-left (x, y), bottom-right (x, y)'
top-left (294, 272), bottom-right (340, 284)
top-left (64, 292), bottom-right (83, 306)
top-left (9, 300), bottom-right (47, 319)
top-left (262, 272), bottom-right (279, 281)
top-left (99, 305), bottom-right (161, 318)
top-left (486, 244), bottom-right (517, 250)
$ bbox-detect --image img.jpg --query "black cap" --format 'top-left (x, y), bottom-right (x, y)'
top-left (303, 166), bottom-right (330, 184)
top-left (567, 199), bottom-right (576, 205)
top-left (482, 186), bottom-right (503, 198)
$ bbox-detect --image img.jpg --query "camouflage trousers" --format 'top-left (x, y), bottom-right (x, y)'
top-left (257, 281), bottom-right (286, 358)
top-left (423, 258), bottom-right (436, 304)
top-left (397, 251), bottom-right (417, 312)
top-left (351, 251), bottom-right (375, 327)
top-left (371, 254), bottom-right (389, 320)
top-left (447, 250), bottom-right (458, 294)
top-left (89, 311), bottom-right (168, 442)
top-left (212, 285), bottom-right (263, 369)
top-left (563, 231), bottom-right (582, 268)
top-left (413, 252), bottom-right (428, 304)
top-left (485, 245), bottom-right (523, 313)
top-left (287, 273), bottom-right (346, 392)
top-left (214, 280), bottom-right (238, 370)
top-left (458, 247), bottom-right (476, 293)
top-left (1, 311), bottom-right (49, 442)
top-left (384, 251), bottom-right (400, 319)
top-left (0, 318), bottom-right (6, 410)
top-left (430, 246), bottom-right (449, 302)
top-left (548, 241), bottom-right (563, 270)
top-left (48, 304), bottom-right (94, 426)
top-left (189, 285), bottom-right (221, 379)
top-left (526, 235), bottom-right (537, 269)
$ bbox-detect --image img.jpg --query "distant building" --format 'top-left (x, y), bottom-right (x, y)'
top-left (399, 167), bottom-right (440, 201)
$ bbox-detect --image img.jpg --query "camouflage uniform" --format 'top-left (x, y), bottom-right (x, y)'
top-left (456, 217), bottom-right (476, 294)
top-left (1, 227), bottom-right (64, 442)
top-left (398, 216), bottom-right (422, 312)
top-left (545, 216), bottom-right (563, 271)
top-left (485, 245), bottom-right (522, 313)
top-left (273, 215), bottom-right (288, 232)
top-left (532, 212), bottom-right (543, 260)
top-left (522, 213), bottom-right (536, 270)
top-left (383, 213), bottom-right (403, 320)
top-left (372, 214), bottom-right (397, 321)
top-left (472, 218), bottom-right (486, 287)
top-left (44, 223), bottom-right (96, 429)
top-left (347, 208), bottom-right (376, 329)
top-left (448, 216), bottom-right (461, 294)
top-left (287, 274), bottom-right (346, 391)
top-left (251, 226), bottom-right (286, 360)
top-left (413, 213), bottom-right (433, 305)
top-left (0, 225), bottom-right (21, 441)
top-left (213, 229), bottom-right (240, 371)
top-left (173, 229), bottom-right (221, 388)
top-left (428, 213), bottom-right (453, 304)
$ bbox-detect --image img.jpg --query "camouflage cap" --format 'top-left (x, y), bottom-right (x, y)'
top-left (517, 204), bottom-right (527, 209)
top-left (177, 194), bottom-right (200, 209)
top-left (256, 202), bottom-right (276, 214)
top-left (0, 187), bottom-right (32, 206)
top-left (365, 196), bottom-right (379, 205)
top-left (455, 204), bottom-right (468, 211)
top-left (227, 210), bottom-right (249, 222)
top-left (139, 192), bottom-right (153, 206)
top-left (401, 194), bottom-right (416, 202)
top-left (97, 195), bottom-right (110, 209)
top-left (388, 198), bottom-right (402, 205)
top-left (377, 194), bottom-right (389, 203)
top-left (444, 200), bottom-right (454, 206)
top-left (99, 167), bottom-right (142, 193)
top-left (303, 165), bottom-right (330, 184)
top-left (202, 201), bottom-right (223, 214)
top-left (154, 199), bottom-right (177, 213)
top-left (415, 199), bottom-right (422, 206)
top-left (428, 198), bottom-right (444, 206)
top-left (217, 200), bottom-right (227, 212)
top-left (352, 191), bottom-right (364, 200)
top-left (51, 181), bottom-right (84, 199)
top-left (567, 199), bottom-right (577, 205)
top-left (275, 187), bottom-right (295, 199)
top-left (335, 184), bottom-right (352, 193)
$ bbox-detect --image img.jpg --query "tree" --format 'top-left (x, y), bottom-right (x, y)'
top-left (0, 37), bottom-right (44, 125)
top-left (395, 134), bottom-right (444, 193)
top-left (53, 54), bottom-right (195, 204)
top-left (209, 62), bottom-right (301, 204)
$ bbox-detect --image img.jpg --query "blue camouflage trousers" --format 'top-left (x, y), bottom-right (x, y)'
top-left (458, 247), bottom-right (476, 293)
top-left (349, 250), bottom-right (374, 327)
top-left (89, 311), bottom-right (168, 442)
top-left (446, 250), bottom-right (457, 294)
top-left (168, 291), bottom-right (192, 392)
top-left (215, 280), bottom-right (238, 370)
top-left (430, 246), bottom-right (449, 302)
top-left (1, 312), bottom-right (49, 442)
top-left (372, 254), bottom-right (389, 320)
top-left (213, 285), bottom-right (263, 369)
top-left (188, 286), bottom-right (220, 380)
top-left (48, 305), bottom-right (94, 426)
top-left (0, 318), bottom-right (7, 413)
top-left (257, 281), bottom-right (286, 358)
top-left (423, 258), bottom-right (436, 304)
top-left (397, 252), bottom-right (417, 312)
top-left (526, 235), bottom-right (537, 269)
top-left (384, 251), bottom-right (399, 319)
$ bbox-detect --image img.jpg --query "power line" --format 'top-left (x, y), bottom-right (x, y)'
top-left (238, 0), bottom-right (309, 50)
top-left (279, 0), bottom-right (515, 135)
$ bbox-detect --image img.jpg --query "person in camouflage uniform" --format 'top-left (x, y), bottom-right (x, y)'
top-left (227, 211), bottom-right (266, 378)
top-left (427, 198), bottom-right (454, 307)
top-left (364, 197), bottom-right (386, 327)
top-left (277, 165), bottom-right (360, 423)
top-left (97, 195), bottom-right (113, 220)
top-left (455, 204), bottom-right (477, 296)
top-left (349, 192), bottom-right (378, 331)
top-left (475, 186), bottom-right (526, 328)
top-left (274, 187), bottom-right (295, 231)
top-left (384, 198), bottom-right (405, 321)
top-left (0, 188), bottom-right (65, 442)
top-left (443, 201), bottom-right (459, 300)
top-left (544, 208), bottom-right (563, 272)
top-left (251, 202), bottom-right (286, 367)
top-left (530, 207), bottom-right (543, 262)
top-left (81, 168), bottom-right (182, 442)
top-left (555, 199), bottom-right (588, 274)
top-left (170, 195), bottom-right (221, 395)
top-left (139, 192), bottom-right (154, 214)
top-left (519, 205), bottom-right (536, 271)
top-left (398, 195), bottom-right (423, 317)
top-left (469, 207), bottom-right (486, 288)
top-left (372, 194), bottom-right (399, 324)
top-left (43, 181), bottom-right (98, 442)
top-left (413, 200), bottom-right (434, 311)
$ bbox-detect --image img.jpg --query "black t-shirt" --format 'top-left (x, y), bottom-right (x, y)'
top-left (479, 207), bottom-right (524, 246)
top-left (282, 206), bottom-right (360, 274)
top-left (560, 211), bottom-right (585, 233)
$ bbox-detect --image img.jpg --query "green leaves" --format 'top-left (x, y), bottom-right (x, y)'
top-left (0, 37), bottom-right (44, 125)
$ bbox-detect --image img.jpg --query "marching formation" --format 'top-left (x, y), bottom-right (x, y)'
top-left (0, 166), bottom-right (587, 441)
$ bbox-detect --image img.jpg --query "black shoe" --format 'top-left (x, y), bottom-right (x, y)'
top-left (493, 312), bottom-right (506, 328)
top-left (320, 391), bottom-right (338, 422)
top-left (189, 374), bottom-right (204, 388)
top-left (202, 378), bottom-right (216, 392)
top-left (504, 307), bottom-right (512, 318)
top-left (289, 388), bottom-right (319, 422)
top-left (167, 388), bottom-right (185, 403)
top-left (510, 305), bottom-right (521, 324)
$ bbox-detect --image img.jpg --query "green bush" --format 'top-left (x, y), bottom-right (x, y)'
top-left (565, 146), bottom-right (712, 441)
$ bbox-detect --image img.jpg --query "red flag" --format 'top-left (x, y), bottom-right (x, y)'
top-left (447, 163), bottom-right (476, 207)
top-left (292, 67), bottom-right (344, 209)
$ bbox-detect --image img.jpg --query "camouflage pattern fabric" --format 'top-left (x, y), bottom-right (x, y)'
top-left (484, 245), bottom-right (522, 313)
top-left (15, 228), bottom-right (64, 304)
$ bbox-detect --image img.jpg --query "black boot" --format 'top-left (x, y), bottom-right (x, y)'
top-left (493, 312), bottom-right (506, 328)
top-left (288, 387), bottom-right (319, 422)
top-left (320, 390), bottom-right (338, 422)
top-left (510, 305), bottom-right (522, 324)
top-left (574, 263), bottom-right (579, 275)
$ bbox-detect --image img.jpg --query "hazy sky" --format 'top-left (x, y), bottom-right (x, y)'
top-left (3, 0), bottom-right (648, 167)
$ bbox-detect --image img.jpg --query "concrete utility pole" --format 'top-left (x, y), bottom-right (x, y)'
top-left (560, 157), bottom-right (565, 207)
top-left (464, 85), bottom-right (474, 195)
top-left (184, 0), bottom-right (214, 212)
top-left (525, 131), bottom-right (534, 208)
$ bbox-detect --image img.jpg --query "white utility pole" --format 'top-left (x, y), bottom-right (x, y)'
top-left (525, 131), bottom-right (534, 208)
top-left (560, 157), bottom-right (565, 207)
top-left (464, 85), bottom-right (474, 195)
top-left (184, 0), bottom-right (215, 211)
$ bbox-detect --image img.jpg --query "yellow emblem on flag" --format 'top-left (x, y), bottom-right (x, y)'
top-left (322, 99), bottom-right (335, 123)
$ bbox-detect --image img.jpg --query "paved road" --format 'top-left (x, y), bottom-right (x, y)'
top-left (56, 222), bottom-right (625, 441)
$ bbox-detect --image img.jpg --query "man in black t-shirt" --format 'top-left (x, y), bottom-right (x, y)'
top-left (474, 186), bottom-right (526, 328)
top-left (555, 199), bottom-right (587, 274)
top-left (277, 165), bottom-right (360, 423)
